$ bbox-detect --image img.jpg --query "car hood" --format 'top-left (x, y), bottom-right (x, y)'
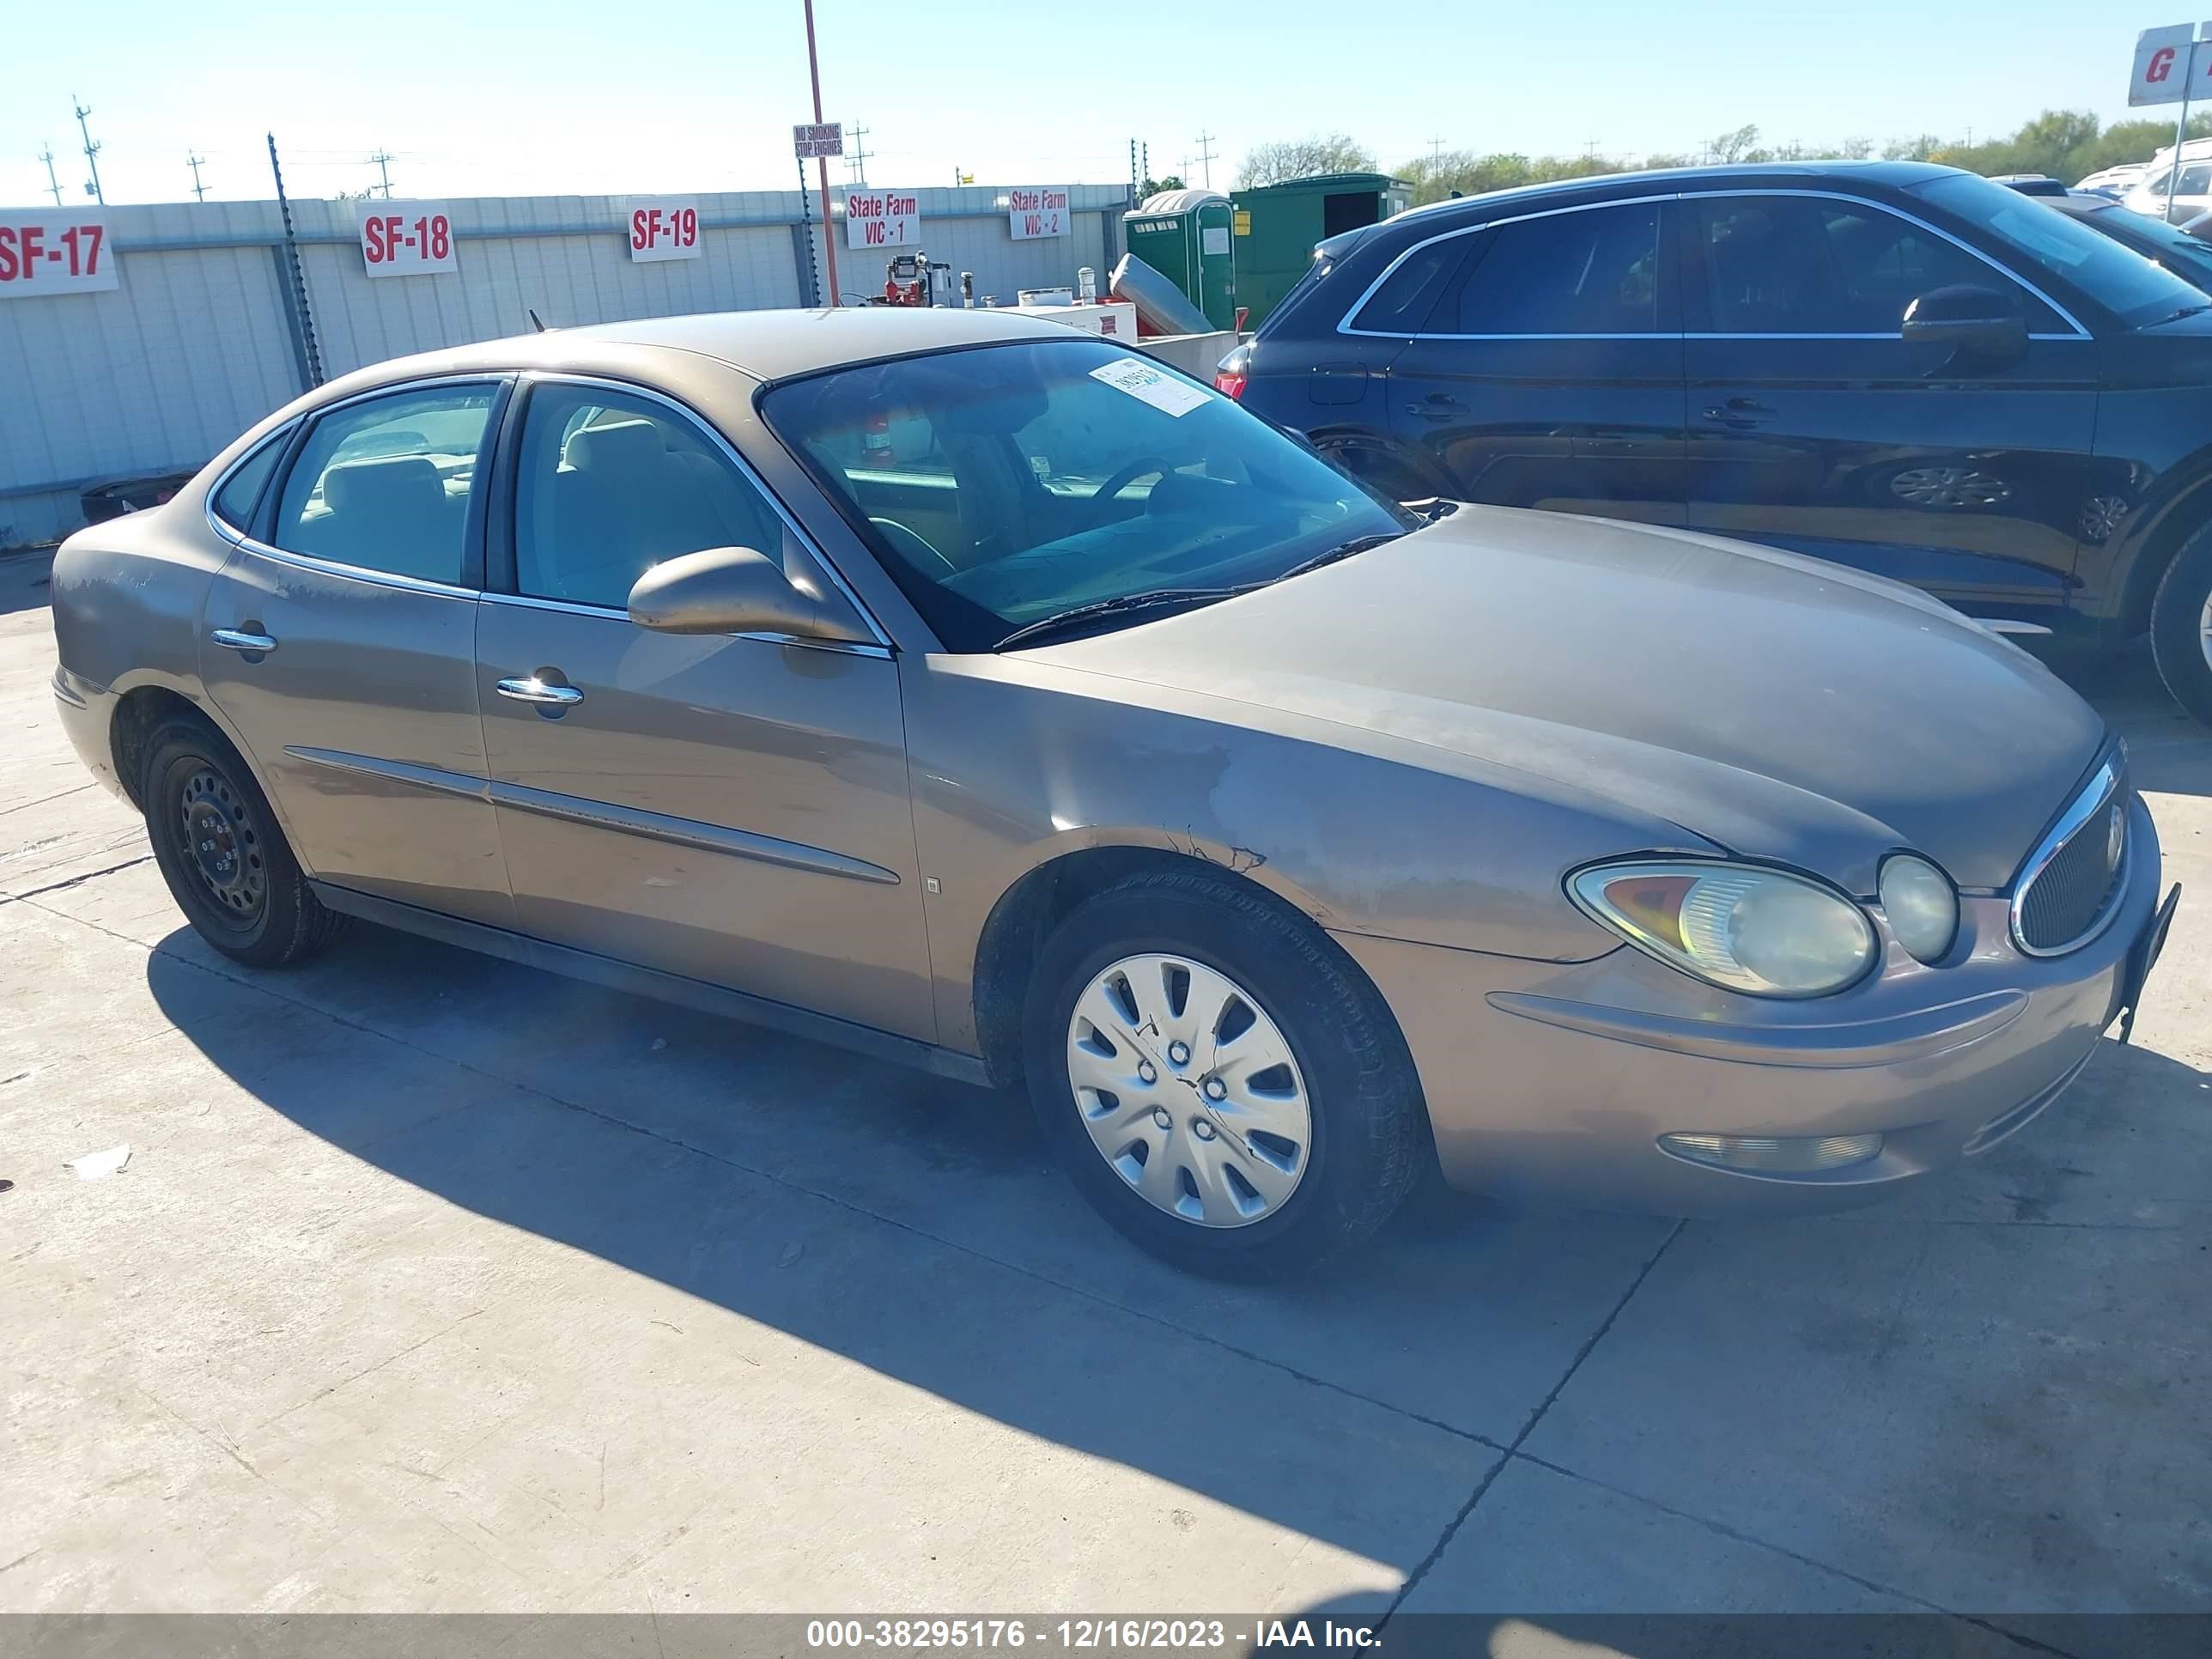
top-left (1024, 507), bottom-right (2106, 892)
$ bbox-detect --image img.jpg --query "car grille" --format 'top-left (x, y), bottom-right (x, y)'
top-left (2011, 756), bottom-right (2130, 957)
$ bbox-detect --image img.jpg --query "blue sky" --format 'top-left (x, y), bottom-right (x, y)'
top-left (0, 0), bottom-right (2184, 207)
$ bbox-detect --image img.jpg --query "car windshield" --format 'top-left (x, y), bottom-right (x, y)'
top-left (1912, 172), bottom-right (2206, 326)
top-left (760, 337), bottom-right (1412, 651)
top-left (2075, 205), bottom-right (2212, 293)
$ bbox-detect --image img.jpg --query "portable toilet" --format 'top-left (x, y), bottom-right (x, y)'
top-left (1231, 172), bottom-right (1413, 326)
top-left (1121, 189), bottom-right (1237, 331)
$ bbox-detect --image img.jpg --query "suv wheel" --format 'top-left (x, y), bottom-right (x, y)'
top-left (2150, 520), bottom-right (2212, 726)
top-left (1022, 869), bottom-right (1425, 1278)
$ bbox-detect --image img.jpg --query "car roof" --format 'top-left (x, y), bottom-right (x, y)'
top-left (313, 306), bottom-right (1078, 402)
top-left (1389, 159), bottom-right (1960, 229)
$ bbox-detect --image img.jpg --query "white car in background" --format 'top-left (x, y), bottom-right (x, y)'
top-left (2075, 162), bottom-right (2150, 199)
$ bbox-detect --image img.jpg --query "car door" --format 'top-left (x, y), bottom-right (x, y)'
top-left (1382, 195), bottom-right (1688, 526)
top-left (198, 378), bottom-right (514, 928)
top-left (1679, 191), bottom-right (2100, 619)
top-left (475, 375), bottom-right (935, 1041)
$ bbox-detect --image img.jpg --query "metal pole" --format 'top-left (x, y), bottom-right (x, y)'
top-left (268, 133), bottom-right (325, 387)
top-left (797, 156), bottom-right (822, 307)
top-left (72, 97), bottom-right (103, 204)
top-left (39, 144), bottom-right (63, 205)
top-left (187, 152), bottom-right (208, 203)
top-left (2169, 40), bottom-right (2198, 223)
top-left (802, 0), bottom-right (841, 307)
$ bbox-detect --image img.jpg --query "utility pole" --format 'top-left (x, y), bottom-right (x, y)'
top-left (186, 151), bottom-right (208, 202)
top-left (72, 96), bottom-right (104, 204)
top-left (800, 0), bottom-right (840, 307)
top-left (38, 143), bottom-right (64, 204)
top-left (1194, 131), bottom-right (1217, 189)
top-left (1429, 136), bottom-right (1445, 167)
top-left (844, 120), bottom-right (871, 185)
top-left (368, 149), bottom-right (394, 199)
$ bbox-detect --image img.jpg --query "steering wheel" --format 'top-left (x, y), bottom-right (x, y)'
top-left (1090, 457), bottom-right (1170, 505)
top-left (870, 515), bottom-right (959, 576)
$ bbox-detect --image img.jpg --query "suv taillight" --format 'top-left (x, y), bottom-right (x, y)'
top-left (1213, 343), bottom-right (1252, 401)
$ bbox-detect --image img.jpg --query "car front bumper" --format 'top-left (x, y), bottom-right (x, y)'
top-left (1334, 793), bottom-right (2170, 1217)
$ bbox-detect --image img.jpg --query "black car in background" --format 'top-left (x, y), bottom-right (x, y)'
top-left (1224, 162), bottom-right (2212, 724)
top-left (2045, 191), bottom-right (2212, 292)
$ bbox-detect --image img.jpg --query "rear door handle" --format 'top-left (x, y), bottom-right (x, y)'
top-left (1700, 398), bottom-right (1777, 429)
top-left (495, 675), bottom-right (583, 707)
top-left (1405, 392), bottom-right (1466, 421)
top-left (210, 628), bottom-right (278, 653)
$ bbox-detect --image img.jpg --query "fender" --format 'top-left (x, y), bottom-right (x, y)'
top-left (2104, 437), bottom-right (2212, 632)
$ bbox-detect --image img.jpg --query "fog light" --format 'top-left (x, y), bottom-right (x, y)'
top-left (1659, 1132), bottom-right (1884, 1172)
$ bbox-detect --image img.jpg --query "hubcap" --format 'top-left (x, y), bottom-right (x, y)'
top-left (1065, 952), bottom-right (1312, 1229)
top-left (2201, 591), bottom-right (2212, 672)
top-left (1888, 466), bottom-right (2009, 508)
top-left (178, 766), bottom-right (265, 922)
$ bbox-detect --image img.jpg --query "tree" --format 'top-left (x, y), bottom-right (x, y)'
top-left (1838, 136), bottom-right (1875, 160)
top-left (1137, 174), bottom-right (1185, 198)
top-left (1707, 124), bottom-right (1762, 164)
top-left (1237, 132), bottom-right (1376, 188)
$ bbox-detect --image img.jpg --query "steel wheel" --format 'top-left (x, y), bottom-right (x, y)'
top-left (177, 764), bottom-right (267, 924)
top-left (1064, 952), bottom-right (1311, 1228)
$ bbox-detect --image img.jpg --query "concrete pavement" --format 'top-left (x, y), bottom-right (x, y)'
top-left (3, 546), bottom-right (2208, 1632)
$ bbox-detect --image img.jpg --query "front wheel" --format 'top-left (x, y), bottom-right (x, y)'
top-left (142, 717), bottom-right (346, 968)
top-left (1022, 869), bottom-right (1425, 1278)
top-left (2151, 520), bottom-right (2212, 727)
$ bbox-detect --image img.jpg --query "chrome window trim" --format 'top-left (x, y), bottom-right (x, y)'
top-left (203, 421), bottom-right (299, 539)
top-left (477, 589), bottom-right (893, 660)
top-left (514, 370), bottom-right (894, 652)
top-left (1336, 185), bottom-right (2094, 343)
top-left (2008, 753), bottom-right (2129, 958)
top-left (205, 372), bottom-right (510, 599)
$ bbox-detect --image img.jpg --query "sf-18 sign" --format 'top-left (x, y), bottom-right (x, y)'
top-left (845, 189), bottom-right (919, 249)
top-left (1007, 185), bottom-right (1069, 240)
top-left (0, 210), bottom-right (118, 296)
top-left (361, 202), bottom-right (457, 276)
top-left (629, 199), bottom-right (701, 262)
top-left (793, 123), bottom-right (843, 159)
top-left (2130, 23), bottom-right (2212, 106)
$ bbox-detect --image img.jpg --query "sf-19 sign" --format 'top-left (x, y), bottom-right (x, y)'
top-left (1007, 185), bottom-right (1069, 240)
top-left (844, 189), bottom-right (919, 249)
top-left (629, 199), bottom-right (702, 262)
top-left (0, 210), bottom-right (118, 296)
top-left (360, 202), bottom-right (457, 276)
top-left (2130, 22), bottom-right (2212, 106)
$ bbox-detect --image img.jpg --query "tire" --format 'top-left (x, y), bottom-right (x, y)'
top-left (141, 715), bottom-right (347, 968)
top-left (2150, 520), bottom-right (2212, 727)
top-left (1021, 868), bottom-right (1425, 1279)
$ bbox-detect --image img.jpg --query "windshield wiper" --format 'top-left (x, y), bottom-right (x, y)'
top-left (994, 587), bottom-right (1245, 652)
top-left (1270, 530), bottom-right (1406, 585)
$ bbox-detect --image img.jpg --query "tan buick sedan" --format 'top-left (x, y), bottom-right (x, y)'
top-left (49, 309), bottom-right (2177, 1276)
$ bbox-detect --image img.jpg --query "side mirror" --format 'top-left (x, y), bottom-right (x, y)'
top-left (627, 546), bottom-right (849, 641)
top-left (1901, 284), bottom-right (2028, 362)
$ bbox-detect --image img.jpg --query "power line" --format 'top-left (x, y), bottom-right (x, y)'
top-left (844, 120), bottom-right (871, 185)
top-left (186, 151), bottom-right (209, 203)
top-left (1194, 130), bottom-right (1217, 189)
top-left (72, 95), bottom-right (104, 204)
top-left (38, 143), bottom-right (63, 205)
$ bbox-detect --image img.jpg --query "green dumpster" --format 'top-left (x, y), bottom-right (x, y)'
top-left (1121, 190), bottom-right (1237, 331)
top-left (1231, 171), bottom-right (1412, 326)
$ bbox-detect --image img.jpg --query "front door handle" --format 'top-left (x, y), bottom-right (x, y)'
top-left (1700, 398), bottom-right (1777, 429)
top-left (495, 675), bottom-right (584, 708)
top-left (210, 628), bottom-right (278, 653)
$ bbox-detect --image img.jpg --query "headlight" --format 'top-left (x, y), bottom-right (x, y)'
top-left (1567, 860), bottom-right (1877, 998)
top-left (1878, 854), bottom-right (1959, 963)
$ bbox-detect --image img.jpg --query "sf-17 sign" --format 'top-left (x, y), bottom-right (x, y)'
top-left (2130, 23), bottom-right (2212, 106)
top-left (1007, 186), bottom-right (1069, 240)
top-left (360, 202), bottom-right (457, 276)
top-left (845, 189), bottom-right (919, 249)
top-left (0, 210), bottom-right (118, 296)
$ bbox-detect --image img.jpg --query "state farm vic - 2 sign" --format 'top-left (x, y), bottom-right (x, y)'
top-left (0, 210), bottom-right (118, 296)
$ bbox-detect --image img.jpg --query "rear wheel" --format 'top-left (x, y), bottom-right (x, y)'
top-left (142, 718), bottom-right (345, 968)
top-left (2151, 520), bottom-right (2212, 727)
top-left (1022, 869), bottom-right (1424, 1278)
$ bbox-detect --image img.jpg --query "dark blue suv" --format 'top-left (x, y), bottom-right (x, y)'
top-left (1224, 161), bottom-right (2212, 724)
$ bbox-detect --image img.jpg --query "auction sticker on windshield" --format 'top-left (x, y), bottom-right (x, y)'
top-left (1089, 357), bottom-right (1210, 417)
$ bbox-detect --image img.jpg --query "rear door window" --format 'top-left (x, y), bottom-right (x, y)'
top-left (1449, 202), bottom-right (1664, 335)
top-left (271, 386), bottom-right (499, 586)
